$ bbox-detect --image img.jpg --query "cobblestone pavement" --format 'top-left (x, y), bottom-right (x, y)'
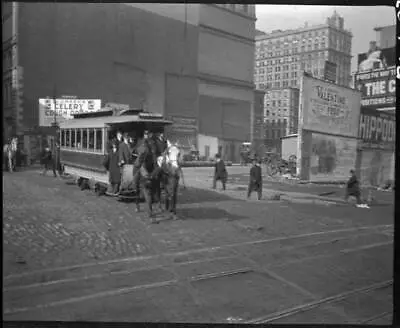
top-left (3, 168), bottom-right (394, 324)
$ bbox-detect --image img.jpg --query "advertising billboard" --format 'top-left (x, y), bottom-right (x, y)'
top-left (309, 132), bottom-right (358, 182)
top-left (358, 107), bottom-right (395, 150)
top-left (357, 46), bottom-right (395, 71)
top-left (39, 98), bottom-right (102, 127)
top-left (299, 75), bottom-right (361, 138)
top-left (354, 67), bottom-right (396, 110)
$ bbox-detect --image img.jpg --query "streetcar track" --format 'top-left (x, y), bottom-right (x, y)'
top-left (269, 241), bottom-right (393, 268)
top-left (5, 230), bottom-right (384, 291)
top-left (359, 311), bottom-right (392, 324)
top-left (246, 279), bottom-right (393, 324)
top-left (4, 267), bottom-right (257, 315)
top-left (4, 224), bottom-right (392, 280)
top-left (3, 255), bottom-right (236, 292)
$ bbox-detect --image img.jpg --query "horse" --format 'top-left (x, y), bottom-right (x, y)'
top-left (161, 142), bottom-right (182, 220)
top-left (3, 138), bottom-right (17, 172)
top-left (133, 139), bottom-right (162, 223)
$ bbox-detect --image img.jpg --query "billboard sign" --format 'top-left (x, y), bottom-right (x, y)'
top-left (299, 75), bottom-right (361, 137)
top-left (357, 46), bottom-right (395, 71)
top-left (39, 98), bottom-right (102, 127)
top-left (358, 107), bottom-right (395, 150)
top-left (309, 132), bottom-right (358, 182)
top-left (354, 67), bottom-right (396, 110)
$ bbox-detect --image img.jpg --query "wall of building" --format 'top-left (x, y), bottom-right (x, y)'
top-left (18, 3), bottom-right (199, 131)
top-left (376, 25), bottom-right (396, 49)
top-left (281, 135), bottom-right (298, 161)
top-left (199, 4), bottom-right (255, 42)
top-left (198, 134), bottom-right (219, 160)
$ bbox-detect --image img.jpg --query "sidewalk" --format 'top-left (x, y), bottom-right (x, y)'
top-left (183, 174), bottom-right (392, 206)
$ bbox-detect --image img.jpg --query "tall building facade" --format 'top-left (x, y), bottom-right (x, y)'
top-left (254, 11), bottom-right (352, 91)
top-left (263, 88), bottom-right (299, 134)
top-left (2, 3), bottom-right (256, 162)
top-left (252, 89), bottom-right (265, 156)
top-left (262, 87), bottom-right (299, 153)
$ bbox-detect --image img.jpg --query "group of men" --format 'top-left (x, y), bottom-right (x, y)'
top-left (104, 129), bottom-right (169, 195)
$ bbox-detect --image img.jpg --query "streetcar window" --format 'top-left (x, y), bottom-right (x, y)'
top-left (95, 129), bottom-right (103, 152)
top-left (61, 130), bottom-right (65, 147)
top-left (82, 129), bottom-right (88, 149)
top-left (71, 129), bottom-right (76, 147)
top-left (66, 129), bottom-right (71, 147)
top-left (88, 129), bottom-right (95, 150)
top-left (76, 129), bottom-right (82, 148)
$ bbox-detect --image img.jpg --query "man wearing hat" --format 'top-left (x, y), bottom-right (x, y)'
top-left (213, 153), bottom-right (227, 191)
top-left (119, 132), bottom-right (133, 166)
top-left (247, 156), bottom-right (263, 200)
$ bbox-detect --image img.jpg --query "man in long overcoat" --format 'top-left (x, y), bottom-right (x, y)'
top-left (103, 142), bottom-right (121, 194)
top-left (119, 133), bottom-right (133, 166)
top-left (213, 153), bottom-right (227, 190)
top-left (247, 157), bottom-right (263, 200)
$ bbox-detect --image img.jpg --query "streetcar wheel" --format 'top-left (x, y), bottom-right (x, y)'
top-left (77, 177), bottom-right (83, 187)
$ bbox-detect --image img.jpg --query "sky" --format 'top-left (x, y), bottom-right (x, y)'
top-left (255, 5), bottom-right (396, 72)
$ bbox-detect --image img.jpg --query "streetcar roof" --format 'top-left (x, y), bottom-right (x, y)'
top-left (60, 115), bottom-right (173, 129)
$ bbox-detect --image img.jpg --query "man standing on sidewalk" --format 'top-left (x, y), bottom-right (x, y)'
top-left (213, 153), bottom-right (227, 191)
top-left (41, 145), bottom-right (57, 177)
top-left (247, 158), bottom-right (263, 200)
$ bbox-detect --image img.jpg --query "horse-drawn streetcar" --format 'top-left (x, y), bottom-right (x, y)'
top-left (59, 108), bottom-right (173, 200)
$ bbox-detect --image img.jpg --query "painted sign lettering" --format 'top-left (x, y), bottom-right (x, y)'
top-left (355, 67), bottom-right (396, 110)
top-left (358, 107), bottom-right (396, 148)
top-left (39, 98), bottom-right (101, 127)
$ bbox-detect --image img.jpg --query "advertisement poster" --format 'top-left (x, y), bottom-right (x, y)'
top-left (354, 67), bottom-right (396, 110)
top-left (357, 46), bottom-right (395, 71)
top-left (309, 132), bottom-right (358, 182)
top-left (300, 75), bottom-right (361, 137)
top-left (358, 107), bottom-right (395, 149)
top-left (39, 98), bottom-right (102, 127)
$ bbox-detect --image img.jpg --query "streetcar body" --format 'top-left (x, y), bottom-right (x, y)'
top-left (59, 108), bottom-right (172, 195)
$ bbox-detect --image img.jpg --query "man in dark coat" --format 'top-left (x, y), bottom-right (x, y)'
top-left (155, 132), bottom-right (168, 157)
top-left (345, 169), bottom-right (364, 206)
top-left (213, 153), bottom-right (227, 190)
top-left (41, 145), bottom-right (57, 177)
top-left (119, 133), bottom-right (133, 166)
top-left (103, 142), bottom-right (121, 194)
top-left (248, 158), bottom-right (263, 200)
top-left (107, 130), bottom-right (124, 153)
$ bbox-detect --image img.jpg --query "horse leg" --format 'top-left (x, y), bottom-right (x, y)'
top-left (171, 175), bottom-right (180, 217)
top-left (8, 153), bottom-right (13, 173)
top-left (143, 186), bottom-right (156, 223)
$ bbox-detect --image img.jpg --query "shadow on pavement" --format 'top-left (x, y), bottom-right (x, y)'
top-left (178, 206), bottom-right (246, 221)
top-left (178, 187), bottom-right (241, 205)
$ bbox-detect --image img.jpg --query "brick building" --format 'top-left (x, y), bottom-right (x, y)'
top-left (254, 11), bottom-right (352, 90)
top-left (2, 3), bottom-right (256, 162)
